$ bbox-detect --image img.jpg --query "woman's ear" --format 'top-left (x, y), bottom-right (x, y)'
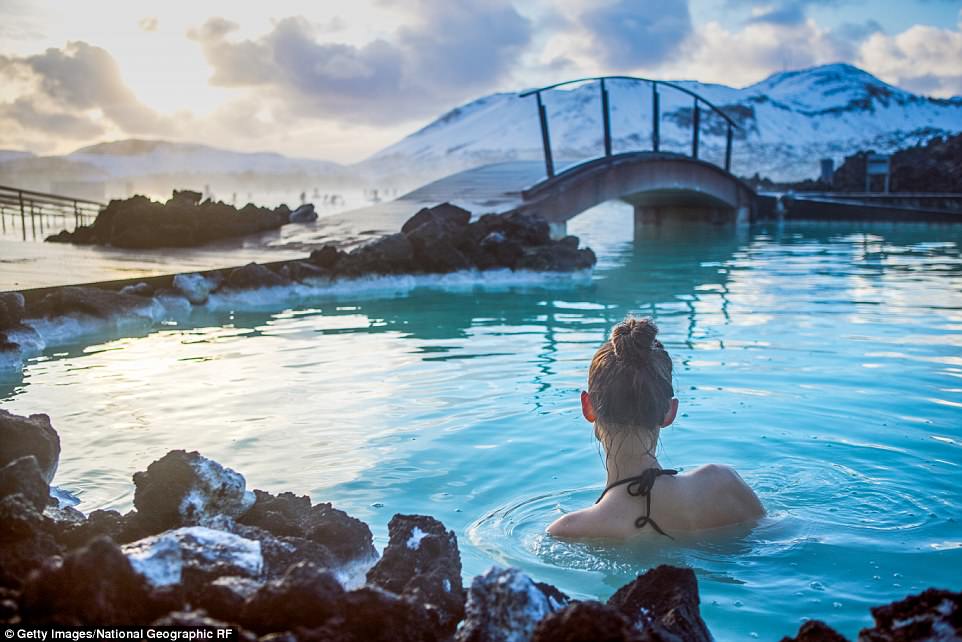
top-left (661, 397), bottom-right (679, 428)
top-left (580, 390), bottom-right (597, 423)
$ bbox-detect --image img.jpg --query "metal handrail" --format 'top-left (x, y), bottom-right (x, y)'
top-left (519, 75), bottom-right (741, 128)
top-left (0, 184), bottom-right (104, 241)
top-left (518, 75), bottom-right (740, 179)
top-left (0, 184), bottom-right (106, 208)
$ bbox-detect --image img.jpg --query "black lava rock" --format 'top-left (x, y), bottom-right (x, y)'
top-left (858, 588), bottom-right (961, 642)
top-left (0, 409), bottom-right (61, 484)
top-left (239, 490), bottom-right (376, 565)
top-left (132, 450), bottom-right (255, 534)
top-left (227, 521), bottom-right (337, 579)
top-left (29, 286), bottom-right (155, 321)
top-left (152, 610), bottom-right (257, 642)
top-left (54, 508), bottom-right (130, 549)
top-left (532, 601), bottom-right (644, 642)
top-left (368, 514), bottom-right (465, 635)
top-left (0, 494), bottom-right (62, 589)
top-left (19, 536), bottom-right (173, 625)
top-left (0, 456), bottom-right (50, 511)
top-left (225, 263), bottom-right (291, 290)
top-left (301, 586), bottom-right (441, 642)
top-left (779, 619), bottom-right (849, 642)
top-left (240, 561), bottom-right (344, 633)
top-left (309, 245), bottom-right (342, 269)
top-left (608, 565), bottom-right (712, 642)
top-left (47, 191), bottom-right (291, 249)
top-left (191, 575), bottom-right (262, 623)
top-left (0, 293), bottom-right (25, 330)
top-left (454, 566), bottom-right (567, 642)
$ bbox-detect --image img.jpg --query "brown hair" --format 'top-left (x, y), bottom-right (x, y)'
top-left (588, 317), bottom-right (674, 433)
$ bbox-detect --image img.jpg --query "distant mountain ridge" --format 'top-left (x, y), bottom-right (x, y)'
top-left (363, 63), bottom-right (962, 181)
top-left (66, 139), bottom-right (345, 178)
top-left (0, 139), bottom-right (353, 197)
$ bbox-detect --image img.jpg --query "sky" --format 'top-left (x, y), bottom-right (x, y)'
top-left (1, 0), bottom-right (960, 163)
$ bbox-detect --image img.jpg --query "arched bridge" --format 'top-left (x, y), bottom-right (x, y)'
top-left (514, 76), bottom-right (756, 236)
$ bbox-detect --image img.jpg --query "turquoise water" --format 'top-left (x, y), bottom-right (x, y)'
top-left (2, 202), bottom-right (961, 640)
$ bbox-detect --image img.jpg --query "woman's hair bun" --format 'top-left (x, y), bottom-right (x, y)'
top-left (610, 316), bottom-right (659, 361)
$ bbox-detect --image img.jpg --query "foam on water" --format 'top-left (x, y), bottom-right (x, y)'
top-left (0, 268), bottom-right (592, 370)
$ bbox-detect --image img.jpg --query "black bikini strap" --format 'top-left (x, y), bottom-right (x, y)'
top-left (595, 468), bottom-right (678, 538)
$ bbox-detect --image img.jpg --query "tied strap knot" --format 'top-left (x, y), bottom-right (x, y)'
top-left (596, 468), bottom-right (678, 538)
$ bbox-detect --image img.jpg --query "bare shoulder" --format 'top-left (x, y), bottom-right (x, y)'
top-left (547, 508), bottom-right (597, 539)
top-left (547, 505), bottom-right (625, 539)
top-left (688, 463), bottom-right (766, 525)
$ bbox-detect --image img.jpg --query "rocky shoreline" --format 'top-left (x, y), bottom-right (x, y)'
top-left (46, 190), bottom-right (319, 249)
top-left (1, 410), bottom-right (959, 640)
top-left (0, 203), bottom-right (597, 364)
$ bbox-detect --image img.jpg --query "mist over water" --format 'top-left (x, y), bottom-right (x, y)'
top-left (2, 202), bottom-right (961, 640)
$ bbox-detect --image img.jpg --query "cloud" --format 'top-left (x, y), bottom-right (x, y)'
top-left (660, 17), bottom-right (846, 87)
top-left (580, 0), bottom-right (693, 69)
top-left (857, 17), bottom-right (962, 96)
top-left (745, 3), bottom-right (806, 26)
top-left (0, 96), bottom-right (105, 138)
top-left (0, 41), bottom-right (174, 136)
top-left (189, 1), bottom-right (532, 125)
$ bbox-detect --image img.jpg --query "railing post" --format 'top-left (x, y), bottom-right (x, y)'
top-left (691, 99), bottom-right (700, 159)
top-left (536, 92), bottom-right (555, 179)
top-left (600, 78), bottom-right (612, 157)
top-left (724, 124), bottom-right (733, 172)
top-left (73, 200), bottom-right (80, 231)
top-left (652, 83), bottom-right (660, 152)
top-left (18, 189), bottom-right (26, 230)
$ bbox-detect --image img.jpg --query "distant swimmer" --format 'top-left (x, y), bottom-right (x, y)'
top-left (548, 317), bottom-right (765, 540)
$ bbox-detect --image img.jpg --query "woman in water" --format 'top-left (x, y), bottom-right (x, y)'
top-left (548, 317), bottom-right (764, 540)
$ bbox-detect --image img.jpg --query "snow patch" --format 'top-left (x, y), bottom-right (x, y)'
top-left (173, 273), bottom-right (218, 305)
top-left (333, 553), bottom-right (380, 590)
top-left (123, 526), bottom-right (263, 588)
top-left (178, 457), bottom-right (256, 524)
top-left (407, 526), bottom-right (428, 550)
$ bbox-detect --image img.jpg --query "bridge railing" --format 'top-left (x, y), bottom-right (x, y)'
top-left (519, 76), bottom-right (741, 179)
top-left (0, 185), bottom-right (104, 241)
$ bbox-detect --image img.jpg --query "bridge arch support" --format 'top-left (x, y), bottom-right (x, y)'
top-left (515, 152), bottom-right (756, 238)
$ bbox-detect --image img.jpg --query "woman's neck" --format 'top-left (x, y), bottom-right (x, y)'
top-left (601, 428), bottom-right (661, 487)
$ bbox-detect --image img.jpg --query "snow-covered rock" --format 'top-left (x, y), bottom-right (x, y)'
top-left (367, 514), bottom-right (465, 635)
top-left (132, 450), bottom-right (256, 533)
top-left (122, 526), bottom-right (263, 588)
top-left (172, 273), bottom-right (221, 305)
top-left (454, 566), bottom-right (569, 642)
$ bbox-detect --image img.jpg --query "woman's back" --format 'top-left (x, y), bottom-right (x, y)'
top-left (549, 463), bottom-right (765, 540)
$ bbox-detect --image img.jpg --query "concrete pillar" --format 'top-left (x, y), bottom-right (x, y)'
top-left (548, 221), bottom-right (567, 240)
top-left (735, 206), bottom-right (750, 226)
top-left (633, 205), bottom-right (663, 240)
top-left (634, 205), bottom-right (662, 225)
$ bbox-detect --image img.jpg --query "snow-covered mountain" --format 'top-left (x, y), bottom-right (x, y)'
top-left (363, 64), bottom-right (962, 181)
